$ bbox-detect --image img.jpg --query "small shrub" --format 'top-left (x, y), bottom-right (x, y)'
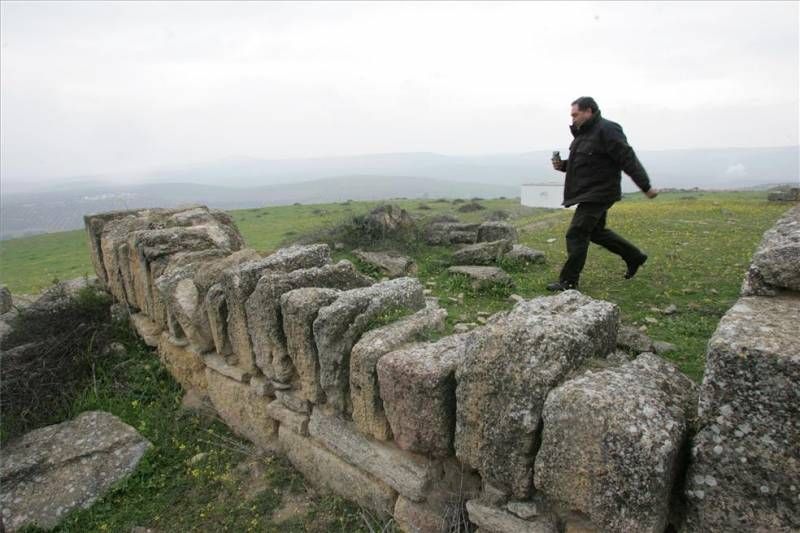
top-left (417, 203), bottom-right (432, 210)
top-left (452, 198), bottom-right (465, 204)
top-left (0, 285), bottom-right (121, 441)
top-left (457, 201), bottom-right (485, 213)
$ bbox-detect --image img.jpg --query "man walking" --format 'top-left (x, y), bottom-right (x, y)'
top-left (547, 96), bottom-right (657, 292)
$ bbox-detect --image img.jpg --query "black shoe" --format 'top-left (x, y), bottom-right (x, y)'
top-left (625, 254), bottom-right (648, 279)
top-left (546, 280), bottom-right (578, 292)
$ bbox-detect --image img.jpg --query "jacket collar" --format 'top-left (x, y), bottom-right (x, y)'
top-left (570, 111), bottom-right (601, 137)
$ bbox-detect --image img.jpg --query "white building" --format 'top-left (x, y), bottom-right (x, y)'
top-left (520, 182), bottom-right (568, 209)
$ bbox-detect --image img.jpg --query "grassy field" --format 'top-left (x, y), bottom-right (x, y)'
top-left (0, 191), bottom-right (792, 531)
top-left (1, 191), bottom-right (787, 379)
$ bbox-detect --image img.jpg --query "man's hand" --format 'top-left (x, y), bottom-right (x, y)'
top-left (644, 188), bottom-right (658, 199)
top-left (551, 160), bottom-right (566, 171)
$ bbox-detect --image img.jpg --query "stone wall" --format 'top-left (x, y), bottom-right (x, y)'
top-left (84, 204), bottom-right (799, 532)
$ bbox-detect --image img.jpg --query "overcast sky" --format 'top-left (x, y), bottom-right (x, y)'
top-left (1, 1), bottom-right (798, 185)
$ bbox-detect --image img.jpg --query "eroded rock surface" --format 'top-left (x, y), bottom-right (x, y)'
top-left (534, 353), bottom-right (696, 533)
top-left (378, 333), bottom-right (469, 457)
top-left (281, 287), bottom-right (341, 403)
top-left (354, 249), bottom-right (417, 278)
top-left (684, 294), bottom-right (800, 532)
top-left (477, 221), bottom-right (518, 243)
top-left (245, 260), bottom-right (371, 381)
top-left (452, 239), bottom-right (513, 266)
top-left (1, 411), bottom-right (151, 532)
top-left (351, 299), bottom-right (447, 440)
top-left (741, 204), bottom-right (800, 295)
top-left (448, 265), bottom-right (513, 290)
top-left (455, 291), bottom-right (619, 498)
top-left (313, 277), bottom-right (425, 412)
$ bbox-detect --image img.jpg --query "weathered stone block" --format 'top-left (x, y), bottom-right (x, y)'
top-left (447, 265), bottom-right (513, 290)
top-left (477, 221), bottom-right (518, 243)
top-left (279, 426), bottom-right (397, 517)
top-left (281, 287), bottom-right (341, 403)
top-left (465, 500), bottom-right (558, 533)
top-left (741, 204), bottom-right (800, 295)
top-left (353, 249), bottom-right (418, 278)
top-left (0, 411), bottom-right (151, 532)
top-left (684, 294), bottom-right (800, 532)
top-left (203, 353), bottom-right (250, 383)
top-left (84, 209), bottom-right (140, 288)
top-left (455, 291), bottom-right (619, 498)
top-left (617, 324), bottom-right (654, 353)
top-left (505, 244), bottom-right (545, 265)
top-left (452, 239), bottom-right (513, 266)
top-left (245, 260), bottom-right (371, 381)
top-left (314, 277), bottom-right (426, 412)
top-left (308, 409), bottom-right (438, 502)
top-left (377, 333), bottom-right (469, 457)
top-left (157, 332), bottom-right (207, 392)
top-left (534, 353), bottom-right (696, 533)
top-left (266, 400), bottom-right (309, 436)
top-left (351, 299), bottom-right (447, 441)
top-left (425, 222), bottom-right (480, 245)
top-left (204, 283), bottom-right (231, 355)
top-left (205, 369), bottom-right (277, 449)
top-left (221, 244), bottom-right (331, 372)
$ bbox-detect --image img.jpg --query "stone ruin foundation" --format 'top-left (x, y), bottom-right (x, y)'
top-left (82, 204), bottom-right (800, 532)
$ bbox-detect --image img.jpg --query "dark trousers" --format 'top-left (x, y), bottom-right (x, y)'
top-left (559, 202), bottom-right (644, 284)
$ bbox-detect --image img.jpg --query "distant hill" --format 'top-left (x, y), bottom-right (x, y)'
top-left (0, 175), bottom-right (518, 240)
top-left (2, 146), bottom-right (797, 239)
top-left (140, 146), bottom-right (799, 190)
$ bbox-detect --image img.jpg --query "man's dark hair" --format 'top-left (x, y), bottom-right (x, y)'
top-left (571, 96), bottom-right (599, 114)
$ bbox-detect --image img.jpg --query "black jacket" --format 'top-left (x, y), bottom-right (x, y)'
top-left (557, 112), bottom-right (651, 207)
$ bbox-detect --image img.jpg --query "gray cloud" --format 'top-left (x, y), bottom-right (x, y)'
top-left (1, 1), bottom-right (797, 185)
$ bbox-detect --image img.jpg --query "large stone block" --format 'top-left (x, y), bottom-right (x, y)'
top-left (684, 294), bottom-right (800, 532)
top-left (314, 277), bottom-right (426, 412)
top-left (447, 265), bottom-right (513, 290)
top-left (308, 409), bottom-right (439, 502)
top-left (353, 249), bottom-right (418, 278)
top-left (534, 353), bottom-right (696, 533)
top-left (741, 204), bottom-right (800, 295)
top-left (157, 332), bottom-right (207, 392)
top-left (84, 209), bottom-right (141, 288)
top-left (455, 291), bottom-right (619, 498)
top-left (279, 426), bottom-right (397, 517)
top-left (425, 222), bottom-right (480, 245)
top-left (265, 400), bottom-right (309, 436)
top-left (0, 411), bottom-right (151, 532)
top-left (245, 260), bottom-right (371, 381)
top-left (465, 500), bottom-right (558, 533)
top-left (281, 287), bottom-right (341, 403)
top-left (100, 215), bottom-right (151, 305)
top-left (477, 221), bottom-right (518, 243)
top-left (351, 299), bottom-right (447, 441)
top-left (220, 244), bottom-right (331, 372)
top-left (452, 239), bottom-right (513, 266)
top-left (377, 333), bottom-right (468, 457)
top-left (204, 283), bottom-right (231, 355)
top-left (205, 368), bottom-right (278, 450)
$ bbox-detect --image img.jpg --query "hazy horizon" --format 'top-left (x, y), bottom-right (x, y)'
top-left (2, 1), bottom-right (798, 189)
